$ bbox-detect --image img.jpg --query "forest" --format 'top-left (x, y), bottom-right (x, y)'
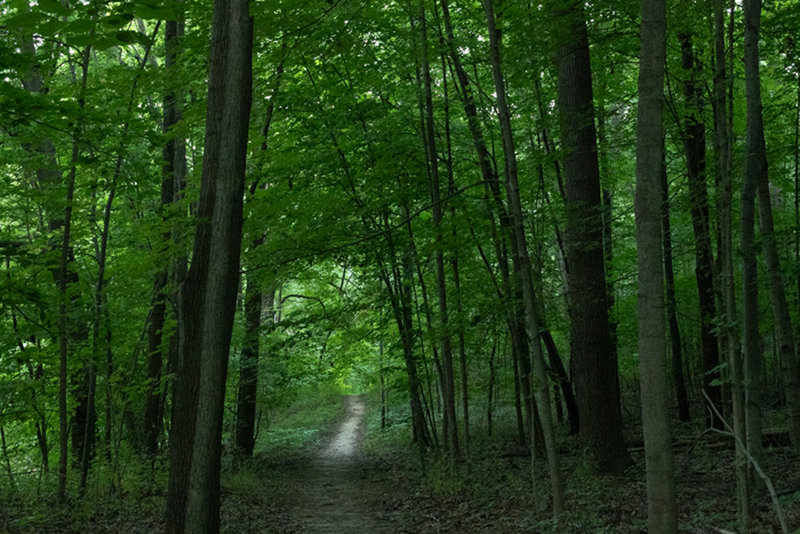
top-left (2, 0), bottom-right (800, 532)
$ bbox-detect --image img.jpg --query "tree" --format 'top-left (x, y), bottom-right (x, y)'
top-left (713, 0), bottom-right (748, 523)
top-left (165, 0), bottom-right (253, 531)
top-left (145, 13), bottom-right (187, 458)
top-left (635, 0), bottom-right (678, 529)
top-left (741, 0), bottom-right (765, 479)
top-left (418, 0), bottom-right (458, 456)
top-left (550, 0), bottom-right (630, 473)
top-left (677, 29), bottom-right (722, 426)
top-left (483, 0), bottom-right (564, 516)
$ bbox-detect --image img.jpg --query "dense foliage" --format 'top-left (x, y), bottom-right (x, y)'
top-left (1, 0), bottom-right (800, 531)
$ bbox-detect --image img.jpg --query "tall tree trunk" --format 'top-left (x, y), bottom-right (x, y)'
top-left (741, 0), bottom-right (765, 480)
top-left (233, 51), bottom-right (283, 458)
top-left (679, 31), bottom-right (722, 427)
top-left (146, 15), bottom-right (185, 457)
top-left (165, 0), bottom-right (253, 531)
top-left (483, 0), bottom-right (563, 516)
top-left (551, 0), bottom-right (630, 473)
top-left (418, 0), bottom-right (458, 456)
top-left (54, 44), bottom-right (92, 504)
top-left (713, 0), bottom-right (748, 524)
top-left (20, 35), bottom-right (92, 501)
top-left (440, 0), bottom-right (532, 448)
top-left (753, 107), bottom-right (800, 453)
top-left (635, 0), bottom-right (678, 529)
top-left (235, 283), bottom-right (270, 457)
top-left (440, 48), bottom-right (470, 451)
top-left (661, 161), bottom-right (690, 422)
top-left (379, 248), bottom-right (431, 452)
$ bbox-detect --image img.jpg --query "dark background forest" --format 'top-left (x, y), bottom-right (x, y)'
top-left (1, 0), bottom-right (800, 532)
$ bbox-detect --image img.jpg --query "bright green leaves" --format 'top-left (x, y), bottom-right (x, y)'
top-left (1, 1), bottom-right (162, 53)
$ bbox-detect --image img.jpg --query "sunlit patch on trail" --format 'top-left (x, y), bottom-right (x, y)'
top-left (320, 396), bottom-right (365, 459)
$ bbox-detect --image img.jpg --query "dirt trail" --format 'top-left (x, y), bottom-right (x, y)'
top-left (291, 395), bottom-right (396, 533)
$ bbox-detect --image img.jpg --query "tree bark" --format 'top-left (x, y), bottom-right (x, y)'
top-left (713, 0), bottom-right (748, 523)
top-left (145, 15), bottom-right (185, 457)
top-left (235, 283), bottom-right (270, 457)
top-left (741, 0), bottom-right (765, 480)
top-left (440, 0), bottom-right (532, 449)
top-left (483, 0), bottom-right (563, 516)
top-left (679, 31), bottom-right (722, 427)
top-left (635, 0), bottom-right (678, 529)
top-left (418, 0), bottom-right (458, 456)
top-left (551, 0), bottom-right (630, 473)
top-left (661, 160), bottom-right (690, 422)
top-left (165, 0), bottom-right (252, 531)
top-left (753, 112), bottom-right (800, 454)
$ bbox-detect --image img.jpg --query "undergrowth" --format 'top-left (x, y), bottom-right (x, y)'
top-left (0, 384), bottom-right (348, 533)
top-left (361, 394), bottom-right (800, 533)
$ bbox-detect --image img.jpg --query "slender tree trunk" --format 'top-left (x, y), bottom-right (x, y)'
top-left (635, 0), bottom-right (677, 529)
top-left (679, 32), bottom-right (722, 427)
top-left (145, 15), bottom-right (185, 457)
top-left (418, 0), bottom-right (458, 456)
top-left (551, 0), bottom-right (629, 473)
top-left (753, 113), bottom-right (800, 453)
top-left (661, 161), bottom-right (690, 422)
top-left (55, 44), bottom-right (91, 504)
top-left (484, 0), bottom-right (563, 516)
top-left (165, 0), bottom-right (252, 530)
top-left (742, 0), bottom-right (765, 480)
top-left (440, 0), bottom-right (534, 447)
top-left (235, 281), bottom-right (267, 457)
top-left (795, 73), bottom-right (800, 337)
top-left (713, 0), bottom-right (749, 524)
top-left (378, 244), bottom-right (431, 451)
top-left (487, 341), bottom-right (497, 436)
top-left (540, 330), bottom-right (579, 435)
top-left (440, 49), bottom-right (470, 451)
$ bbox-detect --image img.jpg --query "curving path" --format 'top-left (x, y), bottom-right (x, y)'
top-left (292, 395), bottom-right (395, 533)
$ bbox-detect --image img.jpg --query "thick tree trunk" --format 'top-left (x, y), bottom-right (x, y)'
top-left (551, 0), bottom-right (630, 473)
top-left (165, 0), bottom-right (252, 531)
top-left (635, 0), bottom-right (678, 530)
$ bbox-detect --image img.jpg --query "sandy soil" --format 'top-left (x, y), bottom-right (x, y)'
top-left (289, 395), bottom-right (397, 533)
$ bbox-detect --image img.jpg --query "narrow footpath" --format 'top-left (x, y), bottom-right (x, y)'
top-left (290, 395), bottom-right (396, 533)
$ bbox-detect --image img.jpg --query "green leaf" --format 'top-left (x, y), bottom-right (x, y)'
top-left (64, 18), bottom-right (97, 34)
top-left (114, 30), bottom-right (146, 45)
top-left (5, 10), bottom-right (48, 31)
top-left (102, 13), bottom-right (135, 28)
top-left (37, 0), bottom-right (66, 15)
top-left (133, 0), bottom-right (180, 20)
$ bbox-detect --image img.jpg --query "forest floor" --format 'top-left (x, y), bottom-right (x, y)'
top-left (224, 395), bottom-right (800, 533)
top-left (221, 394), bottom-right (403, 533)
top-left (4, 394), bottom-right (800, 532)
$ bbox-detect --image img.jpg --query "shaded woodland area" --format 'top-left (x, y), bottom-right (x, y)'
top-left (2, 0), bottom-right (800, 532)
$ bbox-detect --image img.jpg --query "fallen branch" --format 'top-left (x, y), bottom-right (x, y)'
top-left (702, 390), bottom-right (789, 534)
